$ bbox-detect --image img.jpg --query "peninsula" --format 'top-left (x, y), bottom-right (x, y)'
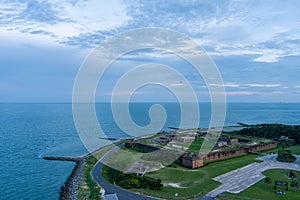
top-left (45, 123), bottom-right (300, 200)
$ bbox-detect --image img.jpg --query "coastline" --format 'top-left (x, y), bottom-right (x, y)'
top-left (43, 143), bottom-right (118, 200)
top-left (43, 156), bottom-right (85, 200)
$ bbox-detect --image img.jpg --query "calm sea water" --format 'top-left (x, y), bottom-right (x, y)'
top-left (0, 103), bottom-right (300, 200)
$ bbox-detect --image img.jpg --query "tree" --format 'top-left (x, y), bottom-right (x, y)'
top-left (291, 180), bottom-right (300, 192)
top-left (264, 177), bottom-right (272, 186)
top-left (277, 149), bottom-right (296, 162)
top-left (278, 139), bottom-right (288, 150)
top-left (289, 170), bottom-right (297, 180)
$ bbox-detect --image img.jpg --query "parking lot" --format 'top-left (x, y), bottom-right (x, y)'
top-left (206, 155), bottom-right (300, 197)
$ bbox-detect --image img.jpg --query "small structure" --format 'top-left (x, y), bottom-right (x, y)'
top-left (230, 138), bottom-right (239, 144)
top-left (196, 131), bottom-right (207, 138)
top-left (104, 194), bottom-right (119, 200)
top-left (176, 136), bottom-right (195, 143)
top-left (215, 141), bottom-right (228, 148)
top-left (280, 135), bottom-right (289, 140)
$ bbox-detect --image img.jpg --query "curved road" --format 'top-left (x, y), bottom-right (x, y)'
top-left (91, 145), bottom-right (160, 200)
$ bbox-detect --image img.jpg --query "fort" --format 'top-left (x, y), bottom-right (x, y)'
top-left (125, 141), bottom-right (278, 169)
top-left (182, 141), bottom-right (278, 168)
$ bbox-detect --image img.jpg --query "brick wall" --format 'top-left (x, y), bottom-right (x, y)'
top-left (182, 141), bottom-right (278, 168)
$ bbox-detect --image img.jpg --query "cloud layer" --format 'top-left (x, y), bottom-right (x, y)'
top-left (1, 0), bottom-right (300, 102)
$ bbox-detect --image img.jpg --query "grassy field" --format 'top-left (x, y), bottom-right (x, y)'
top-left (100, 142), bottom-right (300, 199)
top-left (77, 144), bottom-right (115, 200)
top-left (169, 138), bottom-right (204, 152)
top-left (288, 145), bottom-right (300, 155)
top-left (220, 169), bottom-right (300, 200)
top-left (132, 154), bottom-right (261, 199)
top-left (259, 145), bottom-right (300, 156)
top-left (104, 147), bottom-right (145, 171)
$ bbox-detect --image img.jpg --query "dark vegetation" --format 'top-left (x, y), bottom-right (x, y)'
top-left (277, 140), bottom-right (296, 162)
top-left (277, 149), bottom-right (296, 162)
top-left (230, 124), bottom-right (300, 144)
top-left (105, 166), bottom-right (162, 190)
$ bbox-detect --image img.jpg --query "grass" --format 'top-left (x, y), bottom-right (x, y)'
top-left (100, 141), bottom-right (300, 199)
top-left (220, 169), bottom-right (300, 200)
top-left (131, 154), bottom-right (261, 199)
top-left (288, 145), bottom-right (300, 155)
top-left (169, 138), bottom-right (204, 152)
top-left (104, 147), bottom-right (145, 171)
top-left (189, 138), bottom-right (204, 152)
top-left (259, 145), bottom-right (300, 156)
top-left (77, 145), bottom-right (115, 200)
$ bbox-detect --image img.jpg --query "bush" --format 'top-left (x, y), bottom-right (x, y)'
top-left (277, 149), bottom-right (296, 162)
top-left (107, 167), bottom-right (162, 190)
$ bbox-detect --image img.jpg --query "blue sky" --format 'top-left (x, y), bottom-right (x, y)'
top-left (1, 0), bottom-right (300, 102)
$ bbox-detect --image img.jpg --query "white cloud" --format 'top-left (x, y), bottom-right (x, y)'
top-left (1, 0), bottom-right (300, 63)
top-left (0, 0), bottom-right (130, 43)
top-left (245, 84), bottom-right (282, 88)
top-left (226, 91), bottom-right (285, 96)
top-left (253, 54), bottom-right (280, 63)
top-left (209, 83), bottom-right (282, 88)
top-left (209, 83), bottom-right (240, 88)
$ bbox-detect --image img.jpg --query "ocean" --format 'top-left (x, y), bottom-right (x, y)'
top-left (0, 103), bottom-right (300, 200)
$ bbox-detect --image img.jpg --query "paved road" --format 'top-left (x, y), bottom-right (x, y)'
top-left (204, 155), bottom-right (300, 198)
top-left (91, 145), bottom-right (160, 200)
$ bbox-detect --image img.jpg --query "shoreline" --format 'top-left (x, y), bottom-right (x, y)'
top-left (43, 143), bottom-right (118, 200)
top-left (43, 156), bottom-right (85, 200)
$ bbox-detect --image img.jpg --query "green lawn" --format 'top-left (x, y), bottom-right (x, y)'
top-left (260, 145), bottom-right (300, 156)
top-left (220, 169), bottom-right (300, 200)
top-left (101, 143), bottom-right (300, 199)
top-left (170, 138), bottom-right (204, 152)
top-left (189, 138), bottom-right (204, 152)
top-left (288, 145), bottom-right (300, 155)
top-left (132, 154), bottom-right (261, 199)
top-left (104, 147), bottom-right (145, 171)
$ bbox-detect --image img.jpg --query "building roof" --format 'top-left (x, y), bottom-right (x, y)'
top-left (104, 194), bottom-right (119, 200)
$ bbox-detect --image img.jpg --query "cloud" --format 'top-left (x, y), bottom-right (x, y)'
top-left (226, 91), bottom-right (285, 96)
top-left (0, 0), bottom-right (130, 45)
top-left (19, 0), bottom-right (63, 24)
top-left (1, 0), bottom-right (300, 63)
top-left (209, 83), bottom-right (282, 88)
top-left (245, 84), bottom-right (282, 88)
top-left (210, 83), bottom-right (240, 88)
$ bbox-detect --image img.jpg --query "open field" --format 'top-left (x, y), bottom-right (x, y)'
top-left (258, 145), bottom-right (300, 156)
top-left (220, 169), bottom-right (300, 200)
top-left (131, 154), bottom-right (261, 199)
top-left (103, 147), bottom-right (145, 171)
top-left (288, 145), bottom-right (300, 155)
top-left (98, 138), bottom-right (299, 199)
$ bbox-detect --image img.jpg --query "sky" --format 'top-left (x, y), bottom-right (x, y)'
top-left (0, 0), bottom-right (300, 102)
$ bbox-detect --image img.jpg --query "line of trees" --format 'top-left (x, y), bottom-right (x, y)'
top-left (107, 167), bottom-right (162, 190)
top-left (230, 124), bottom-right (300, 144)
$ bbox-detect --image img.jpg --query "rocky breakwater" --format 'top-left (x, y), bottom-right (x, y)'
top-left (43, 156), bottom-right (85, 200)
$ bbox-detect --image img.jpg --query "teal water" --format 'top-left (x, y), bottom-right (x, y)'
top-left (0, 103), bottom-right (300, 200)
